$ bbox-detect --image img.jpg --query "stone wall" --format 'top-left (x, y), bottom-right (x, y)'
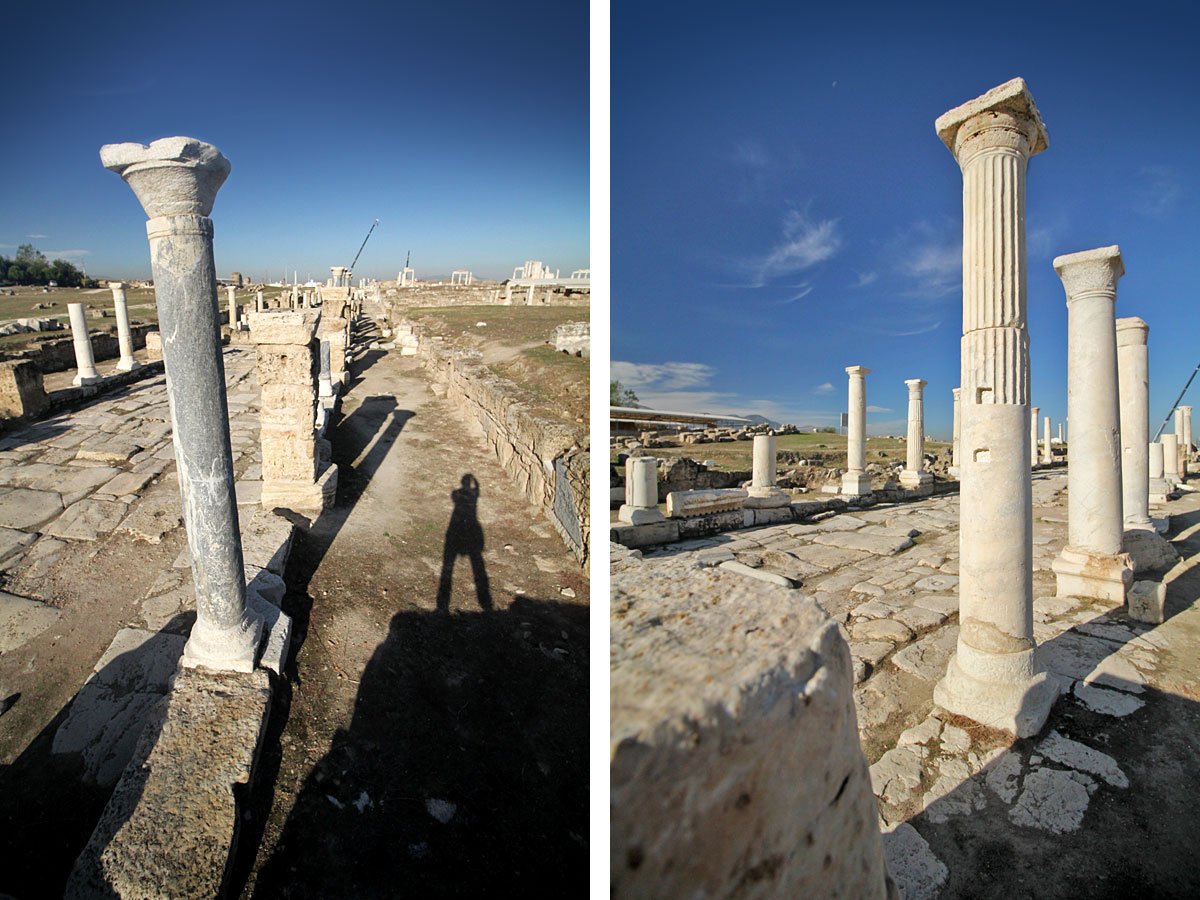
top-left (2, 323), bottom-right (156, 374)
top-left (397, 318), bottom-right (589, 563)
top-left (610, 560), bottom-right (894, 898)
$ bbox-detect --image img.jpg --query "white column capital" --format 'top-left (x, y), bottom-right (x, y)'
top-left (845, 365), bottom-right (870, 377)
top-left (99, 136), bottom-right (230, 218)
top-left (952, 387), bottom-right (961, 400)
top-left (936, 77), bottom-right (1048, 166)
top-left (1115, 316), bottom-right (1148, 346)
top-left (1053, 245), bottom-right (1124, 299)
top-left (108, 281), bottom-right (126, 291)
top-left (904, 378), bottom-right (927, 394)
top-left (1180, 405), bottom-right (1193, 414)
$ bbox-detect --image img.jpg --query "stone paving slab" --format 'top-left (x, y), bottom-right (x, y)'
top-left (0, 590), bottom-right (60, 653)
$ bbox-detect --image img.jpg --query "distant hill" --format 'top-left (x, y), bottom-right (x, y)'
top-left (743, 414), bottom-right (783, 429)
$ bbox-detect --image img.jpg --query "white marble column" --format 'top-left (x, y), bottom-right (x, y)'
top-left (1030, 406), bottom-right (1040, 466)
top-left (1042, 416), bottom-right (1052, 464)
top-left (900, 379), bottom-right (932, 488)
top-left (108, 281), bottom-right (138, 372)
top-left (1051, 246), bottom-right (1133, 604)
top-left (256, 289), bottom-right (264, 312)
top-left (1116, 317), bottom-right (1151, 527)
top-left (526, 284), bottom-right (535, 305)
top-left (226, 285), bottom-right (239, 330)
top-left (841, 366), bottom-right (871, 495)
top-left (619, 457), bottom-right (664, 525)
top-left (67, 302), bottom-right (100, 386)
top-left (1181, 406), bottom-right (1194, 476)
top-left (746, 434), bottom-right (789, 508)
top-left (101, 136), bottom-right (260, 672)
top-left (951, 387), bottom-right (961, 475)
top-left (932, 78), bottom-right (1057, 738)
top-left (1149, 442), bottom-right (1170, 503)
top-left (1058, 423), bottom-right (1064, 443)
top-left (1162, 432), bottom-right (1182, 486)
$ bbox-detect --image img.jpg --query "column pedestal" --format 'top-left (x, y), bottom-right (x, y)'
top-left (620, 456), bottom-right (664, 525)
top-left (745, 434), bottom-right (789, 508)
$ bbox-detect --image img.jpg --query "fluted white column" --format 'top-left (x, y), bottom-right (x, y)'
top-left (951, 387), bottom-right (961, 474)
top-left (1116, 318), bottom-right (1151, 527)
top-left (1042, 416), bottom-right (1052, 464)
top-left (932, 78), bottom-right (1057, 738)
top-left (900, 379), bottom-right (932, 488)
top-left (841, 366), bottom-right (871, 495)
top-left (1181, 405), bottom-right (1193, 477)
top-left (109, 281), bottom-right (139, 371)
top-left (67, 302), bottom-right (100, 386)
top-left (1051, 246), bottom-right (1132, 604)
top-left (1030, 406), bottom-right (1040, 466)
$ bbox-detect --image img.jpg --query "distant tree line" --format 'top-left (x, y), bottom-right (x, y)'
top-left (0, 244), bottom-right (95, 287)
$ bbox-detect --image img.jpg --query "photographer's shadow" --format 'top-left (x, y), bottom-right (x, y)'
top-left (436, 474), bottom-right (492, 612)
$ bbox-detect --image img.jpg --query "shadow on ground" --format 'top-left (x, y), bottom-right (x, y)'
top-left (893, 505), bottom-right (1200, 898)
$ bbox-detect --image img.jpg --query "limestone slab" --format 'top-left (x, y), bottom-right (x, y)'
top-left (1008, 768), bottom-right (1095, 834)
top-left (0, 590), bottom-right (61, 652)
top-left (891, 626), bottom-right (959, 682)
top-left (811, 531), bottom-right (913, 555)
top-left (1036, 731), bottom-right (1127, 788)
top-left (0, 487), bottom-right (64, 531)
top-left (0, 526), bottom-right (38, 568)
top-left (45, 498), bottom-right (129, 542)
top-left (880, 823), bottom-right (947, 900)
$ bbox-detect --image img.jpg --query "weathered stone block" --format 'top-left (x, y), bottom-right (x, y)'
top-left (0, 360), bottom-right (50, 419)
top-left (611, 563), bottom-right (891, 898)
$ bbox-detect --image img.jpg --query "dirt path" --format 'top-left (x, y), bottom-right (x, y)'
top-left (235, 335), bottom-right (589, 897)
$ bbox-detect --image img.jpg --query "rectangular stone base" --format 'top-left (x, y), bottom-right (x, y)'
top-left (743, 488), bottom-right (791, 509)
top-left (898, 470), bottom-right (932, 488)
top-left (1053, 546), bottom-right (1134, 604)
top-left (840, 472), bottom-right (872, 496)
top-left (619, 504), bottom-right (665, 526)
top-left (65, 668), bottom-right (273, 900)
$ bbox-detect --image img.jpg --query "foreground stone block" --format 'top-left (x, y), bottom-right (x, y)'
top-left (66, 667), bottom-right (272, 898)
top-left (611, 563), bottom-right (893, 898)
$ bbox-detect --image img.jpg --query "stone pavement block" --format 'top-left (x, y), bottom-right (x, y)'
top-left (1008, 767), bottom-right (1096, 834)
top-left (75, 434), bottom-right (144, 463)
top-left (116, 487), bottom-right (184, 545)
top-left (98, 470), bottom-right (156, 498)
top-left (880, 822), bottom-right (947, 900)
top-left (0, 487), bottom-right (64, 531)
top-left (0, 590), bottom-right (61, 652)
top-left (45, 497), bottom-right (129, 541)
top-left (0, 527), bottom-right (38, 569)
top-left (891, 626), bottom-right (959, 682)
top-left (51, 627), bottom-right (187, 786)
top-left (812, 531), bottom-right (914, 555)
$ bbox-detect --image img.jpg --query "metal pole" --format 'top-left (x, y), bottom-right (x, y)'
top-left (1153, 361), bottom-right (1200, 441)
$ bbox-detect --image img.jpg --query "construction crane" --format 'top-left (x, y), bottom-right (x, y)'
top-left (348, 218), bottom-right (380, 272)
top-left (1153, 360), bottom-right (1200, 441)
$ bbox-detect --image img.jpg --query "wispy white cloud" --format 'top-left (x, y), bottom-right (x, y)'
top-left (813, 382), bottom-right (834, 394)
top-left (866, 405), bottom-right (892, 413)
top-left (851, 271), bottom-right (877, 288)
top-left (774, 284), bottom-right (814, 305)
top-left (43, 248), bottom-right (91, 260)
top-left (891, 321), bottom-right (942, 337)
top-left (611, 360), bottom-right (716, 392)
top-left (26, 233), bottom-right (48, 239)
top-left (750, 210), bottom-right (842, 287)
top-left (1132, 165), bottom-right (1182, 218)
top-left (732, 140), bottom-right (770, 170)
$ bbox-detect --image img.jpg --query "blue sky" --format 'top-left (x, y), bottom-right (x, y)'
top-left (0, 0), bottom-right (588, 284)
top-left (611, 2), bottom-right (1199, 440)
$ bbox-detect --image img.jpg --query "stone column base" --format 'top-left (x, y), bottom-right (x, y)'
top-left (262, 463), bottom-right (338, 514)
top-left (72, 373), bottom-right (101, 387)
top-left (898, 470), bottom-right (932, 489)
top-left (181, 611), bottom-right (264, 674)
top-left (619, 504), bottom-right (664, 526)
top-left (744, 487), bottom-right (790, 509)
top-left (1052, 546), bottom-right (1133, 604)
top-left (840, 471), bottom-right (872, 496)
top-left (115, 358), bottom-right (140, 373)
top-left (933, 647), bottom-right (1060, 738)
top-left (1127, 581), bottom-right (1166, 624)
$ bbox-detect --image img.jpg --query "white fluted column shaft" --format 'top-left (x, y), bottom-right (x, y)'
top-left (1116, 317), bottom-right (1150, 527)
top-left (1030, 406), bottom-right (1040, 464)
top-left (845, 366), bottom-right (868, 473)
top-left (67, 302), bottom-right (99, 384)
top-left (904, 379), bottom-right (927, 472)
top-left (1042, 416), bottom-right (1052, 464)
top-left (109, 282), bottom-right (138, 371)
top-left (751, 434), bottom-right (777, 488)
